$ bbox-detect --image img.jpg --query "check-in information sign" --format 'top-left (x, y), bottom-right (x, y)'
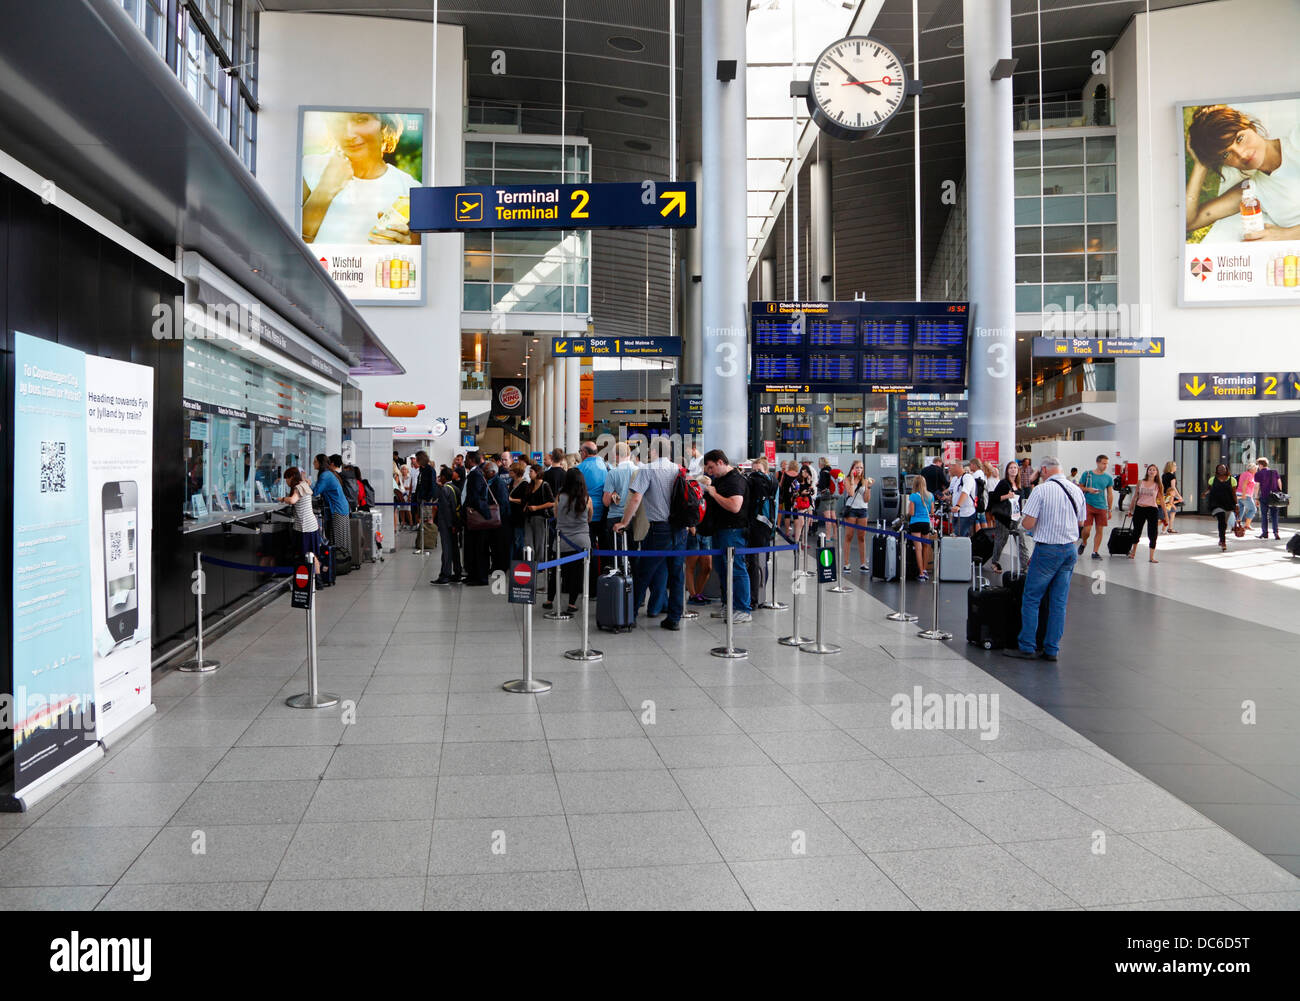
top-left (411, 182), bottom-right (696, 232)
top-left (1179, 372), bottom-right (1300, 401)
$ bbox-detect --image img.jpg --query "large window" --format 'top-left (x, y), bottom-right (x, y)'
top-left (462, 139), bottom-right (591, 315)
top-left (119, 0), bottom-right (258, 173)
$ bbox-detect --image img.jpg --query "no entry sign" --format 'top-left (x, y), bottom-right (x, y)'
top-left (291, 564), bottom-right (313, 609)
top-left (509, 561), bottom-right (536, 605)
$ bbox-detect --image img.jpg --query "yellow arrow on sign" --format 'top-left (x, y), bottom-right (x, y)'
top-left (659, 191), bottom-right (687, 217)
top-left (1185, 375), bottom-right (1206, 397)
top-left (823, 404), bottom-right (831, 415)
top-left (1294, 381), bottom-right (1300, 394)
top-left (555, 341), bottom-right (568, 354)
top-left (1211, 421), bottom-right (1223, 432)
top-left (1149, 339), bottom-right (1163, 354)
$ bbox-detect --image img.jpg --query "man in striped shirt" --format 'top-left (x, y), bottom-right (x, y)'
top-left (1004, 456), bottom-right (1087, 662)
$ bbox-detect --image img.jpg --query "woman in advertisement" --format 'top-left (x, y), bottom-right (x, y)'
top-left (1185, 103), bottom-right (1300, 242)
top-left (301, 111), bottom-right (419, 246)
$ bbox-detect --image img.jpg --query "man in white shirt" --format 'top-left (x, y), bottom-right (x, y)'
top-left (949, 461), bottom-right (978, 537)
top-left (1004, 456), bottom-right (1086, 662)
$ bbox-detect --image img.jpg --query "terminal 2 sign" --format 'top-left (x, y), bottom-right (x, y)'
top-left (410, 182), bottom-right (696, 232)
top-left (1178, 371), bottom-right (1300, 401)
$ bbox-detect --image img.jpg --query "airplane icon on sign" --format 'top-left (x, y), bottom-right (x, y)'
top-left (454, 193), bottom-right (482, 222)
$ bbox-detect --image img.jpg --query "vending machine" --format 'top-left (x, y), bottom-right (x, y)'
top-left (860, 453), bottom-right (902, 524)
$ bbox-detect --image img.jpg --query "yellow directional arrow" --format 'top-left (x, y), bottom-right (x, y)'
top-left (1185, 375), bottom-right (1206, 397)
top-left (823, 404), bottom-right (832, 415)
top-left (1294, 381), bottom-right (1300, 394)
top-left (659, 191), bottom-right (687, 217)
top-left (555, 341), bottom-right (568, 354)
top-left (1148, 339), bottom-right (1163, 354)
top-left (1211, 421), bottom-right (1223, 432)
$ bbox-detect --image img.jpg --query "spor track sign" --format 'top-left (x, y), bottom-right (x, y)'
top-left (410, 182), bottom-right (696, 233)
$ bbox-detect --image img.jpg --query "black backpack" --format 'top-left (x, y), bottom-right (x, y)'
top-left (974, 475), bottom-right (987, 513)
top-left (747, 471), bottom-right (775, 545)
top-left (669, 469), bottom-right (704, 530)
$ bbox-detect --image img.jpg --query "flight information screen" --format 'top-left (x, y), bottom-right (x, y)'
top-left (749, 301), bottom-right (970, 392)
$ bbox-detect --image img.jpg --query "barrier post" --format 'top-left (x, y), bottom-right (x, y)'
top-left (918, 533), bottom-right (951, 641)
top-left (565, 549), bottom-right (604, 662)
top-left (887, 524), bottom-right (918, 623)
top-left (758, 542), bottom-right (788, 611)
top-left (801, 531), bottom-right (841, 654)
top-left (505, 545), bottom-right (553, 693)
top-left (179, 552), bottom-right (220, 673)
top-left (710, 545), bottom-right (748, 659)
top-left (829, 517), bottom-right (853, 593)
top-left (286, 566), bottom-right (340, 709)
top-left (778, 536), bottom-right (814, 648)
top-left (543, 525), bottom-right (571, 621)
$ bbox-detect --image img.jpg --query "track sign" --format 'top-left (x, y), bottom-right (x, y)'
top-left (291, 564), bottom-right (313, 609)
top-left (509, 560), bottom-right (536, 605)
top-left (817, 546), bottom-right (838, 584)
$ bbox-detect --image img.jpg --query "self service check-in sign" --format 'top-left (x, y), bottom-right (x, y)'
top-left (410, 182), bottom-right (696, 233)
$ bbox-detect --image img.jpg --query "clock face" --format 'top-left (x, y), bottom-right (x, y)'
top-left (808, 36), bottom-right (908, 139)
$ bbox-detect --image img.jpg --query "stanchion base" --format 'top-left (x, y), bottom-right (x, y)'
top-left (828, 585), bottom-right (854, 594)
top-left (564, 649), bottom-right (604, 662)
top-left (285, 691), bottom-right (340, 709)
top-left (799, 641), bottom-right (842, 655)
top-left (503, 678), bottom-right (553, 694)
top-left (710, 646), bottom-right (748, 659)
top-left (178, 658), bottom-right (220, 674)
top-left (543, 611), bottom-right (573, 621)
top-left (918, 629), bottom-right (953, 641)
top-left (777, 635), bottom-right (814, 647)
top-left (757, 601), bottom-right (789, 611)
top-left (886, 612), bottom-right (919, 623)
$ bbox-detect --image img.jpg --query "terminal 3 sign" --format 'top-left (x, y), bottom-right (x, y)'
top-left (1178, 371), bottom-right (1300, 401)
top-left (410, 182), bottom-right (696, 232)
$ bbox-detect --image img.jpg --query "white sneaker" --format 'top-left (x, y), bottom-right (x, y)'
top-left (732, 612), bottom-right (753, 623)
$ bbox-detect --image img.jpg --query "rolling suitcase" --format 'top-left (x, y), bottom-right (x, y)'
top-left (352, 512), bottom-right (376, 563)
top-left (871, 524), bottom-right (897, 581)
top-left (971, 527), bottom-right (998, 566)
top-left (939, 534), bottom-right (973, 582)
top-left (597, 531), bottom-right (636, 632)
top-left (1107, 512), bottom-right (1136, 556)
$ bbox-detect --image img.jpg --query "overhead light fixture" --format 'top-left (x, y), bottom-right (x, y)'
top-left (616, 95), bottom-right (648, 109)
top-left (608, 35), bottom-right (644, 53)
top-left (625, 139), bottom-right (652, 152)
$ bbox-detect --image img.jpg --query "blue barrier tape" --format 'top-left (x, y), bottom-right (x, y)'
top-left (778, 510), bottom-right (934, 547)
top-left (200, 555), bottom-right (299, 575)
top-left (537, 552), bottom-right (587, 571)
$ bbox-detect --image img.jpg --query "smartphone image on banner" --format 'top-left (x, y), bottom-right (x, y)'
top-left (102, 480), bottom-right (139, 643)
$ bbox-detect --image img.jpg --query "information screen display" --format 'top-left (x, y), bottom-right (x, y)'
top-left (751, 301), bottom-right (970, 392)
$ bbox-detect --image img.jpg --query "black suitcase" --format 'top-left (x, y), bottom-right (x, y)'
top-left (596, 531), bottom-right (636, 632)
top-left (1287, 533), bottom-right (1300, 558)
top-left (318, 538), bottom-right (336, 586)
top-left (870, 523), bottom-right (896, 581)
top-left (1107, 513), bottom-right (1136, 556)
top-left (972, 527), bottom-right (998, 565)
top-left (967, 584), bottom-right (1020, 650)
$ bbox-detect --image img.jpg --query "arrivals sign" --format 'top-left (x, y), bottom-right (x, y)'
top-left (552, 337), bottom-right (681, 357)
top-left (1178, 371), bottom-right (1300, 401)
top-left (1032, 337), bottom-right (1165, 358)
top-left (411, 182), bottom-right (697, 232)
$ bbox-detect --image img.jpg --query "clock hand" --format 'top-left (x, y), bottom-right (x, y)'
top-left (825, 57), bottom-right (881, 96)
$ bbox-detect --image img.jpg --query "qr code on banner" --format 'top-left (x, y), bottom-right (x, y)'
top-left (40, 441), bottom-right (67, 493)
top-left (109, 530), bottom-right (123, 562)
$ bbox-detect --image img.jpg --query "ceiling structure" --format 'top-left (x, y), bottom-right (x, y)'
top-left (258, 0), bottom-right (1209, 346)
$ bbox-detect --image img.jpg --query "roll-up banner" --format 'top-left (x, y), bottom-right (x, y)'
top-left (9, 333), bottom-right (155, 798)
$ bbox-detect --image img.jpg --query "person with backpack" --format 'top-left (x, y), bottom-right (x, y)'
top-left (949, 461), bottom-right (978, 538)
top-left (746, 457), bottom-right (778, 602)
top-left (612, 436), bottom-right (691, 630)
top-left (430, 466), bottom-right (464, 585)
top-left (329, 454), bottom-right (359, 511)
top-left (412, 450), bottom-right (436, 554)
top-left (702, 449), bottom-right (752, 622)
top-left (314, 453), bottom-right (350, 550)
top-left (1076, 454), bottom-right (1115, 562)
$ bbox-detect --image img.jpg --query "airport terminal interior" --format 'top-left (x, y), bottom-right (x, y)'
top-left (2, 0), bottom-right (1300, 920)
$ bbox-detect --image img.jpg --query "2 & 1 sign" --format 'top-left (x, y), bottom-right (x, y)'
top-left (410, 182), bottom-right (696, 233)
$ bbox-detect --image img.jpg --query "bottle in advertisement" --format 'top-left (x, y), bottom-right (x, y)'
top-left (382, 258), bottom-right (390, 288)
top-left (408, 256), bottom-right (417, 288)
top-left (1239, 179), bottom-right (1264, 235)
top-left (400, 255), bottom-right (409, 288)
top-left (1266, 253), bottom-right (1275, 286)
top-left (1276, 254), bottom-right (1286, 286)
top-left (1285, 252), bottom-right (1298, 288)
top-left (375, 259), bottom-right (384, 287)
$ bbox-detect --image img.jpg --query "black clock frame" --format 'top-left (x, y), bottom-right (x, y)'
top-left (804, 35), bottom-right (911, 141)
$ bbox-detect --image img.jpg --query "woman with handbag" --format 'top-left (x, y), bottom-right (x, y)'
top-left (554, 468), bottom-right (592, 615)
top-left (1255, 458), bottom-right (1285, 541)
top-left (1203, 464), bottom-right (1238, 553)
top-left (1160, 461), bottom-right (1183, 534)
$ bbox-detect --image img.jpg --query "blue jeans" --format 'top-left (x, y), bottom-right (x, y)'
top-left (953, 514), bottom-right (976, 537)
top-left (1018, 541), bottom-right (1077, 656)
top-left (1259, 501), bottom-right (1280, 537)
top-left (1238, 495), bottom-right (1257, 522)
top-left (712, 527), bottom-right (752, 612)
top-left (633, 522), bottom-right (685, 623)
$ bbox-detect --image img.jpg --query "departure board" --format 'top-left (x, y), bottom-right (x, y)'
top-left (750, 301), bottom-right (970, 393)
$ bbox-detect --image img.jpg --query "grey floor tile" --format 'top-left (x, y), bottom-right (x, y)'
top-left (547, 737), bottom-right (664, 773)
top-left (356, 692), bottom-right (449, 717)
top-left (120, 824), bottom-right (296, 884)
top-left (129, 717), bottom-right (254, 748)
top-left (445, 691), bottom-right (540, 716)
top-left (823, 798), bottom-right (991, 853)
top-left (567, 811), bottom-right (722, 869)
top-left (260, 877), bottom-right (426, 910)
top-left (277, 821), bottom-right (433, 880)
top-left (844, 726), bottom-right (977, 759)
top-left (323, 743), bottom-right (441, 780)
top-left (889, 755), bottom-right (1033, 798)
top-left (1136, 763), bottom-right (1300, 806)
top-left (940, 789), bottom-right (1105, 843)
top-left (1088, 896), bottom-right (1246, 911)
top-left (557, 769), bottom-right (686, 814)
top-left (207, 746), bottom-right (335, 782)
top-left (304, 777), bottom-right (439, 822)
top-left (1128, 828), bottom-right (1300, 895)
top-left (34, 781), bottom-right (196, 828)
top-left (648, 733), bottom-right (770, 769)
top-left (582, 863), bottom-right (752, 911)
top-left (234, 716), bottom-right (347, 747)
top-left (1051, 783), bottom-right (1217, 834)
top-left (442, 713), bottom-right (546, 743)
top-left (783, 759), bottom-right (927, 803)
top-left (438, 741), bottom-right (553, 776)
top-left (747, 729), bottom-right (878, 765)
top-left (362, 672), bottom-right (452, 694)
top-left (695, 804), bottom-right (862, 861)
top-left (812, 701), bottom-right (902, 730)
top-left (341, 715), bottom-right (446, 744)
top-left (0, 886), bottom-right (109, 909)
top-left (540, 710), bottom-right (643, 740)
top-left (426, 871), bottom-right (588, 910)
top-left (724, 705), bottom-right (842, 734)
top-left (869, 845), bottom-right (1076, 910)
top-left (703, 685), bottom-right (804, 709)
top-left (637, 706), bottom-right (743, 737)
top-left (428, 815), bottom-right (577, 875)
top-left (672, 765), bottom-right (811, 810)
top-left (97, 881), bottom-right (268, 910)
top-left (435, 774), bottom-right (563, 819)
top-left (171, 780), bottom-right (318, 826)
top-left (1004, 835), bottom-right (1220, 907)
top-left (1231, 890), bottom-right (1300, 910)
top-left (987, 748), bottom-right (1147, 788)
top-left (729, 856), bottom-right (916, 910)
top-left (86, 744), bottom-right (228, 785)
top-left (166, 695), bottom-right (275, 720)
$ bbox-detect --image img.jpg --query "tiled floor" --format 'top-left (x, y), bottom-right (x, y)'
top-left (2, 535), bottom-right (1298, 911)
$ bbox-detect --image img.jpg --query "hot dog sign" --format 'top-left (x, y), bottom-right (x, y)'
top-left (374, 401), bottom-right (426, 418)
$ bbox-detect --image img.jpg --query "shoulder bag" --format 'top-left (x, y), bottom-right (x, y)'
top-left (466, 473), bottom-right (501, 530)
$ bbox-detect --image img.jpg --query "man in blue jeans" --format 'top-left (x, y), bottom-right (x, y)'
top-left (613, 437), bottom-right (686, 629)
top-left (702, 450), bottom-right (752, 622)
top-left (1004, 456), bottom-right (1086, 662)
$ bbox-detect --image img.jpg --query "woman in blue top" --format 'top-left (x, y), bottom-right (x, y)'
top-left (906, 475), bottom-right (934, 580)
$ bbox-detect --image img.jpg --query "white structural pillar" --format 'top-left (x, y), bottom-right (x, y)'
top-left (759, 258), bottom-right (776, 301)
top-left (565, 356), bottom-right (581, 454)
top-left (963, 0), bottom-right (1017, 467)
top-left (700, 0), bottom-right (749, 463)
top-left (545, 358), bottom-right (559, 454)
top-left (532, 375), bottom-right (545, 458)
top-left (811, 157), bottom-right (833, 299)
top-left (683, 160), bottom-right (704, 385)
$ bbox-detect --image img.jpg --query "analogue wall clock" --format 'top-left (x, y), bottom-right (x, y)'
top-left (806, 36), bottom-right (910, 140)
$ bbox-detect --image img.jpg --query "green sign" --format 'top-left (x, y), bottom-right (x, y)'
top-left (817, 547), bottom-right (837, 584)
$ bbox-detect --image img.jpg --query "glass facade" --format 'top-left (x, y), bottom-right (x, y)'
top-left (1014, 134), bottom-right (1117, 313)
top-left (119, 0), bottom-right (258, 173)
top-left (462, 139), bottom-right (591, 315)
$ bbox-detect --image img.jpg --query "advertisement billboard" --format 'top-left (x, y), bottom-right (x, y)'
top-left (297, 106), bottom-right (427, 305)
top-left (1181, 94), bottom-right (1300, 306)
